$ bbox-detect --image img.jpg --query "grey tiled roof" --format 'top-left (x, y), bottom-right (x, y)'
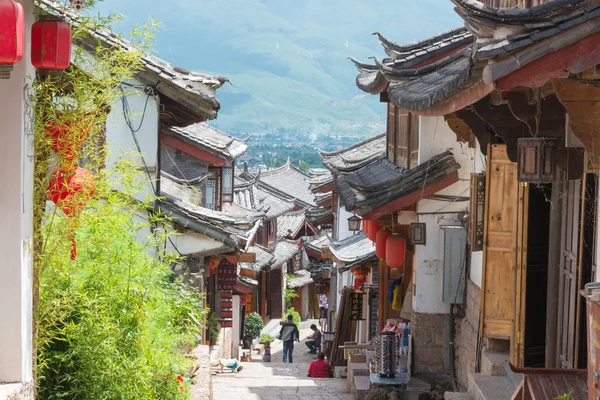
top-left (271, 239), bottom-right (300, 270)
top-left (305, 235), bottom-right (332, 252)
top-left (233, 176), bottom-right (296, 219)
top-left (287, 270), bottom-right (313, 289)
top-left (351, 0), bottom-right (600, 112)
top-left (164, 123), bottom-right (248, 161)
top-left (330, 232), bottom-right (376, 267)
top-left (258, 159), bottom-right (316, 207)
top-left (159, 175), bottom-right (261, 249)
top-left (320, 134), bottom-right (386, 175)
top-left (238, 245), bottom-right (275, 271)
top-left (277, 212), bottom-right (306, 239)
top-left (336, 151), bottom-right (461, 216)
top-left (39, 0), bottom-right (227, 121)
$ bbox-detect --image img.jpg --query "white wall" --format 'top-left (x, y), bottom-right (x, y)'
top-left (105, 79), bottom-right (159, 203)
top-left (336, 197), bottom-right (355, 242)
top-left (0, 0), bottom-right (34, 384)
top-left (412, 117), bottom-right (485, 314)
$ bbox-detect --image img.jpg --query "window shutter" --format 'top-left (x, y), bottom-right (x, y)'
top-left (409, 113), bottom-right (420, 169)
top-left (387, 103), bottom-right (396, 162)
top-left (395, 108), bottom-right (410, 169)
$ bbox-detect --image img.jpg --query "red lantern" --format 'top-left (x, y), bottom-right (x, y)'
top-left (354, 277), bottom-right (366, 291)
top-left (31, 17), bottom-right (72, 71)
top-left (0, 0), bottom-right (24, 78)
top-left (47, 166), bottom-right (95, 259)
top-left (46, 118), bottom-right (93, 162)
top-left (367, 220), bottom-right (380, 242)
top-left (362, 219), bottom-right (370, 235)
top-left (351, 266), bottom-right (369, 291)
top-left (375, 229), bottom-right (391, 259)
top-left (385, 234), bottom-right (406, 268)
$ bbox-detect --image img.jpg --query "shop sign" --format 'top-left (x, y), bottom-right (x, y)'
top-left (350, 292), bottom-right (364, 320)
top-left (217, 258), bottom-right (237, 290)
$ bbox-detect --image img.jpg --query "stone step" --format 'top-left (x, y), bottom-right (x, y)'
top-left (468, 373), bottom-right (518, 400)
top-left (444, 392), bottom-right (474, 400)
top-left (353, 375), bottom-right (371, 400)
top-left (481, 351), bottom-right (509, 377)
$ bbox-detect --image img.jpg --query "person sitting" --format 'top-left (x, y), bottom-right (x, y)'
top-left (305, 324), bottom-right (322, 354)
top-left (307, 352), bottom-right (333, 378)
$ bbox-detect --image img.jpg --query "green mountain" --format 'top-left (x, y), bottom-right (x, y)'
top-left (94, 0), bottom-right (461, 138)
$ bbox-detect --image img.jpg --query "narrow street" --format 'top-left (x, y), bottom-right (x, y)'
top-left (213, 324), bottom-right (354, 400)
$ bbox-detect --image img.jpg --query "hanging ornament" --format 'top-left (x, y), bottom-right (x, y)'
top-left (376, 229), bottom-right (391, 259)
top-left (47, 166), bottom-right (95, 259)
top-left (31, 16), bottom-right (72, 73)
top-left (385, 234), bottom-right (406, 269)
top-left (351, 266), bottom-right (370, 290)
top-left (0, 0), bottom-right (24, 79)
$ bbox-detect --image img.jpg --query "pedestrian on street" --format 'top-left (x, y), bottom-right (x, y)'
top-left (307, 352), bottom-right (333, 378)
top-left (305, 324), bottom-right (322, 354)
top-left (279, 314), bottom-right (300, 363)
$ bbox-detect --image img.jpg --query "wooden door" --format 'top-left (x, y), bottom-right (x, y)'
top-left (269, 269), bottom-right (283, 319)
top-left (481, 145), bottom-right (530, 366)
top-left (557, 180), bottom-right (581, 369)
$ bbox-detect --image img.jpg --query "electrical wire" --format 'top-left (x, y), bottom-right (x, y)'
top-left (118, 84), bottom-right (182, 256)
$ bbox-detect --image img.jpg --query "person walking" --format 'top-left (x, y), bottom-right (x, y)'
top-left (279, 314), bottom-right (300, 363)
top-left (305, 324), bottom-right (322, 354)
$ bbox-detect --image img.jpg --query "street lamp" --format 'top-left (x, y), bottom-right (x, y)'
top-left (347, 215), bottom-right (361, 232)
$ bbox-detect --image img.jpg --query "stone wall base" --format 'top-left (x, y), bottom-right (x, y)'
top-left (411, 312), bottom-right (447, 374)
top-left (189, 345), bottom-right (212, 400)
top-left (454, 279), bottom-right (481, 391)
top-left (0, 381), bottom-right (34, 400)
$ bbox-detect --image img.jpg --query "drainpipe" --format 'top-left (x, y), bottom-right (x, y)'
top-left (447, 307), bottom-right (458, 392)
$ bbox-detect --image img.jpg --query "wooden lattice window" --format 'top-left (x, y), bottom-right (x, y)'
top-left (517, 138), bottom-right (556, 183)
top-left (386, 104), bottom-right (419, 169)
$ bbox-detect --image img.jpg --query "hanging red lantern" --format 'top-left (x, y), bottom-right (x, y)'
top-left (31, 16), bottom-right (72, 72)
top-left (367, 220), bottom-right (380, 242)
top-left (385, 234), bottom-right (406, 268)
top-left (354, 277), bottom-right (366, 291)
top-left (0, 0), bottom-right (24, 78)
top-left (375, 229), bottom-right (391, 259)
top-left (47, 166), bottom-right (95, 259)
top-left (351, 266), bottom-right (369, 291)
top-left (362, 219), bottom-right (370, 235)
top-left (46, 118), bottom-right (93, 162)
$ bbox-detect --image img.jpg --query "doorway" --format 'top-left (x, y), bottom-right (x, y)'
top-left (524, 184), bottom-right (551, 367)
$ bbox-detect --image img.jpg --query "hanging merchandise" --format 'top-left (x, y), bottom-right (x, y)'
top-left (31, 16), bottom-right (72, 73)
top-left (385, 234), bottom-right (406, 268)
top-left (388, 275), bottom-right (403, 304)
top-left (47, 166), bottom-right (95, 260)
top-left (375, 229), bottom-right (391, 259)
top-left (0, 0), bottom-right (24, 78)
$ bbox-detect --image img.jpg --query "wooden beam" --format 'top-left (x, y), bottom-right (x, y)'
top-left (412, 80), bottom-right (495, 117)
top-left (361, 171), bottom-right (459, 220)
top-left (455, 108), bottom-right (499, 157)
top-left (554, 78), bottom-right (600, 165)
top-left (504, 91), bottom-right (566, 138)
top-left (495, 31), bottom-right (600, 91)
top-left (160, 132), bottom-right (226, 167)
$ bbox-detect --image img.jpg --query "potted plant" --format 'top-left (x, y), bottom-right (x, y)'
top-left (243, 313), bottom-right (264, 349)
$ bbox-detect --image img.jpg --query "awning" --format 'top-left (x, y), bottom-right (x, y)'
top-left (236, 276), bottom-right (258, 294)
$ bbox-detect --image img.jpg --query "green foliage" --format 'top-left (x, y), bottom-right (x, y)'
top-left (282, 308), bottom-right (301, 327)
top-left (31, 3), bottom-right (203, 399)
top-left (244, 313), bottom-right (264, 338)
top-left (554, 394), bottom-right (572, 400)
top-left (208, 312), bottom-right (220, 346)
top-left (284, 274), bottom-right (300, 310)
top-left (260, 333), bottom-right (275, 343)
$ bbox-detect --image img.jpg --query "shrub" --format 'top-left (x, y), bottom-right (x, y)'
top-left (260, 333), bottom-right (276, 343)
top-left (282, 308), bottom-right (301, 327)
top-left (244, 313), bottom-right (264, 338)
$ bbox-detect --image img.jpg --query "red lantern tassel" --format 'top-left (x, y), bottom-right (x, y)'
top-left (70, 234), bottom-right (77, 260)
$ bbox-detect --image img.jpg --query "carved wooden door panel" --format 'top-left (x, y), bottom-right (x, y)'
top-left (557, 179), bottom-right (581, 369)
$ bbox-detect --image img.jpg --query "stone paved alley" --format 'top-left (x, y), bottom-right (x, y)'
top-left (213, 324), bottom-right (354, 400)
